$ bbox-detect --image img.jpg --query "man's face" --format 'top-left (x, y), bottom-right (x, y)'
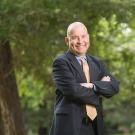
top-left (65, 26), bottom-right (90, 56)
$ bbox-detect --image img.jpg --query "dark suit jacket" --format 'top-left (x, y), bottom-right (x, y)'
top-left (49, 51), bottom-right (119, 135)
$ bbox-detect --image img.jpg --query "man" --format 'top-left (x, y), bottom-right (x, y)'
top-left (49, 22), bottom-right (119, 135)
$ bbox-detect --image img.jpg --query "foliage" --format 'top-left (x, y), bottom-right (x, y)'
top-left (0, 0), bottom-right (135, 134)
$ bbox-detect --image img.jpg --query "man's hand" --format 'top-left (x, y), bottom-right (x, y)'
top-left (80, 83), bottom-right (94, 88)
top-left (80, 76), bottom-right (111, 88)
top-left (101, 76), bottom-right (111, 82)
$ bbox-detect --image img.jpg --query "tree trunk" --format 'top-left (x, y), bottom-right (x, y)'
top-left (0, 108), bottom-right (4, 135)
top-left (0, 40), bottom-right (25, 135)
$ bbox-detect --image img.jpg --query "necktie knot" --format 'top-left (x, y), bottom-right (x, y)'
top-left (80, 57), bottom-right (87, 65)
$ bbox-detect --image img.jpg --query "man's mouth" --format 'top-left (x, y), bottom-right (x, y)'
top-left (75, 45), bottom-right (85, 48)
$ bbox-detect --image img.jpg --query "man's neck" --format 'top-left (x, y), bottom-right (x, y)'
top-left (69, 49), bottom-right (86, 57)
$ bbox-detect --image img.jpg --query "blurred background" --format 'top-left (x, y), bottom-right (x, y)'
top-left (0, 0), bottom-right (135, 135)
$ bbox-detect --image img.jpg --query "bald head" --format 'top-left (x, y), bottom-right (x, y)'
top-left (67, 22), bottom-right (88, 36)
top-left (65, 22), bottom-right (90, 56)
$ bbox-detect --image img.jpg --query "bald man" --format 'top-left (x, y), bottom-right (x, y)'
top-left (49, 22), bottom-right (119, 135)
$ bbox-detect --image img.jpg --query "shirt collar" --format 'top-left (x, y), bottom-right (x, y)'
top-left (75, 55), bottom-right (87, 60)
top-left (75, 55), bottom-right (87, 65)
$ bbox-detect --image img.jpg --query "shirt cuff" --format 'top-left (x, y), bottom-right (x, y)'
top-left (93, 84), bottom-right (97, 93)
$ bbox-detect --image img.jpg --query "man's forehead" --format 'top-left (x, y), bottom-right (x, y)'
top-left (67, 22), bottom-right (88, 36)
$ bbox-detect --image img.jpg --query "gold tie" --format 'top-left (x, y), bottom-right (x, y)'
top-left (80, 57), bottom-right (97, 121)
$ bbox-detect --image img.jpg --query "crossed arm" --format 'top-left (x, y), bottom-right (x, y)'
top-left (53, 58), bottom-right (119, 105)
top-left (80, 74), bottom-right (119, 98)
top-left (80, 76), bottom-right (111, 89)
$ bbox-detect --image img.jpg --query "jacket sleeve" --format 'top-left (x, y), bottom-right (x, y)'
top-left (52, 57), bottom-right (99, 106)
top-left (93, 60), bottom-right (120, 98)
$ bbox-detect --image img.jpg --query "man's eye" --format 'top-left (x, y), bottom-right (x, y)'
top-left (82, 35), bottom-right (86, 38)
top-left (71, 36), bottom-right (77, 39)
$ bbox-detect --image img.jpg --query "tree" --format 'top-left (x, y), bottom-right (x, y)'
top-left (0, 41), bottom-right (25, 135)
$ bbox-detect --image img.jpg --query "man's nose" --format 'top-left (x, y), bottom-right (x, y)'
top-left (77, 37), bottom-right (83, 44)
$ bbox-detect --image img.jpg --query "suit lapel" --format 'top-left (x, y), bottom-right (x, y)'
top-left (66, 51), bottom-right (87, 82)
top-left (86, 54), bottom-right (96, 82)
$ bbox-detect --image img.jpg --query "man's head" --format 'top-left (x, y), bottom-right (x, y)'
top-left (65, 22), bottom-right (90, 56)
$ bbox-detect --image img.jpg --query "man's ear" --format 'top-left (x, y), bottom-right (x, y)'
top-left (64, 37), bottom-right (69, 45)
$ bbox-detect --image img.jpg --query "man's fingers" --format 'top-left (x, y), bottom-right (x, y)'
top-left (80, 83), bottom-right (93, 88)
top-left (101, 76), bottom-right (111, 81)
